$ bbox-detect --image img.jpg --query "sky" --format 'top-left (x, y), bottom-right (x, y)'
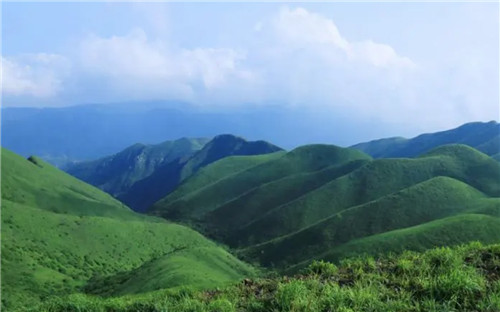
top-left (1, 1), bottom-right (499, 142)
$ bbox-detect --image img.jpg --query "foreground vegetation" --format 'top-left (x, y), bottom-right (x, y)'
top-left (33, 242), bottom-right (500, 312)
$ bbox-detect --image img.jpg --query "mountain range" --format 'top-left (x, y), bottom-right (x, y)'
top-left (2, 102), bottom-right (381, 166)
top-left (67, 134), bottom-right (283, 211)
top-left (151, 143), bottom-right (500, 270)
top-left (351, 120), bottom-right (500, 159)
top-left (2, 120), bottom-right (500, 311)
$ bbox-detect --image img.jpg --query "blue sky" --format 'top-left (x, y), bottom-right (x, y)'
top-left (2, 2), bottom-right (499, 140)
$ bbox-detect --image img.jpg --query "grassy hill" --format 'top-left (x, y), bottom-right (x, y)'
top-left (1, 148), bottom-right (255, 311)
top-left (119, 134), bottom-right (283, 211)
top-left (64, 137), bottom-right (209, 198)
top-left (150, 144), bottom-right (500, 270)
top-left (351, 121), bottom-right (500, 158)
top-left (1, 148), bottom-right (134, 219)
top-left (32, 242), bottom-right (500, 312)
top-left (242, 177), bottom-right (498, 267)
top-left (151, 144), bottom-right (371, 220)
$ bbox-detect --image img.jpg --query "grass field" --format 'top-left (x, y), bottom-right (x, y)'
top-left (1, 148), bottom-right (256, 311)
top-left (31, 242), bottom-right (500, 312)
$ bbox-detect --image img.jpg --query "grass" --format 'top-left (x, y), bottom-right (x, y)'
top-left (163, 151), bottom-right (286, 205)
top-left (1, 148), bottom-right (135, 219)
top-left (1, 148), bottom-right (256, 311)
top-left (150, 144), bottom-right (372, 221)
top-left (30, 242), bottom-right (500, 312)
top-left (118, 135), bottom-right (283, 211)
top-left (240, 176), bottom-right (497, 267)
top-left (149, 144), bottom-right (500, 270)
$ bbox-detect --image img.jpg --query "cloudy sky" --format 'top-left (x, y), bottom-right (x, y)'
top-left (2, 2), bottom-right (499, 139)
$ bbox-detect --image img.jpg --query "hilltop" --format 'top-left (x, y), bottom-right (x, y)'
top-left (65, 137), bottom-right (209, 197)
top-left (351, 121), bottom-right (500, 158)
top-left (116, 134), bottom-right (283, 211)
top-left (150, 144), bottom-right (500, 269)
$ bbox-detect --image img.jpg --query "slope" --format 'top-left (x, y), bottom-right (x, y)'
top-left (64, 137), bottom-right (209, 197)
top-left (120, 134), bottom-right (283, 211)
top-left (33, 242), bottom-right (500, 312)
top-left (227, 144), bottom-right (500, 247)
top-left (0, 148), bottom-right (255, 311)
top-left (1, 148), bottom-right (134, 219)
top-left (152, 145), bottom-right (500, 252)
top-left (164, 151), bottom-right (287, 204)
top-left (150, 144), bottom-right (372, 220)
top-left (351, 121), bottom-right (500, 158)
top-left (242, 176), bottom-right (494, 267)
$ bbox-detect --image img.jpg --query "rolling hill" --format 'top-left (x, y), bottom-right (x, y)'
top-left (116, 134), bottom-right (283, 211)
top-left (1, 148), bottom-right (255, 311)
top-left (64, 137), bottom-right (209, 198)
top-left (351, 121), bottom-right (500, 158)
top-left (151, 144), bottom-right (372, 220)
top-left (150, 144), bottom-right (500, 269)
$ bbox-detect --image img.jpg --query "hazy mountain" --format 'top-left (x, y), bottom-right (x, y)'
top-left (119, 134), bottom-right (283, 211)
top-left (1, 102), bottom-right (401, 166)
top-left (351, 121), bottom-right (500, 158)
top-left (65, 137), bottom-right (209, 197)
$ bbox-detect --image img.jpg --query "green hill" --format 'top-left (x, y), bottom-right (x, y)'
top-left (1, 148), bottom-right (255, 311)
top-left (150, 144), bottom-right (372, 220)
top-left (119, 134), bottom-right (283, 211)
top-left (242, 177), bottom-right (496, 267)
top-left (150, 144), bottom-right (500, 269)
top-left (351, 121), bottom-right (500, 158)
top-left (1, 148), bottom-right (133, 219)
top-left (32, 242), bottom-right (500, 312)
top-left (64, 137), bottom-right (209, 198)
top-left (163, 152), bottom-right (286, 204)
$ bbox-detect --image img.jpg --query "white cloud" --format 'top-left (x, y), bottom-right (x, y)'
top-left (272, 7), bottom-right (415, 69)
top-left (1, 54), bottom-right (70, 97)
top-left (2, 5), bottom-right (495, 133)
top-left (77, 28), bottom-right (251, 100)
top-left (274, 7), bottom-right (350, 51)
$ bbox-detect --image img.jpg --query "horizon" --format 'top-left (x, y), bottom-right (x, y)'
top-left (2, 2), bottom-right (499, 147)
top-left (2, 101), bottom-right (498, 147)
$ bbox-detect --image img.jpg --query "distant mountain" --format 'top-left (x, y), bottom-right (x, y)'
top-left (65, 137), bottom-right (209, 197)
top-left (1, 102), bottom-right (405, 166)
top-left (150, 144), bottom-right (500, 269)
top-left (1, 148), bottom-right (255, 310)
top-left (119, 134), bottom-right (283, 211)
top-left (351, 121), bottom-right (500, 158)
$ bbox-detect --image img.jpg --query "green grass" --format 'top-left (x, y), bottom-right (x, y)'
top-left (1, 148), bottom-right (134, 219)
top-left (150, 144), bottom-right (372, 221)
top-left (163, 151), bottom-right (286, 205)
top-left (31, 242), bottom-right (500, 312)
top-left (85, 247), bottom-right (257, 297)
top-left (148, 144), bottom-right (500, 270)
top-left (240, 176), bottom-right (496, 267)
top-left (1, 148), bottom-right (256, 311)
top-left (118, 135), bottom-right (283, 211)
top-left (287, 212), bottom-right (500, 273)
